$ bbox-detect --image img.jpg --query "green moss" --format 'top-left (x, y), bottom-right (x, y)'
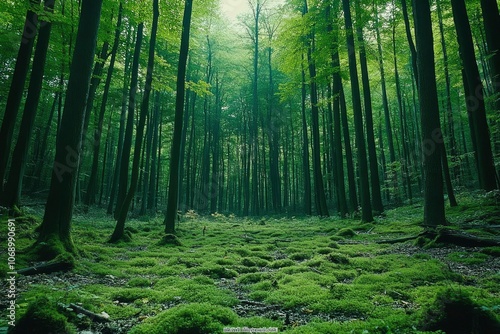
top-left (129, 303), bottom-right (237, 334)
top-left (12, 297), bottom-right (75, 334)
top-left (447, 252), bottom-right (488, 265)
top-left (237, 272), bottom-right (272, 284)
top-left (127, 277), bottom-right (152, 287)
top-left (325, 252), bottom-right (350, 264)
top-left (269, 259), bottom-right (295, 268)
top-left (481, 246), bottom-right (500, 257)
top-left (158, 234), bottom-right (182, 246)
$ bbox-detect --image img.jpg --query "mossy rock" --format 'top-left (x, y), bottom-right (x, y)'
top-left (336, 228), bottom-right (356, 238)
top-left (129, 303), bottom-right (237, 334)
top-left (158, 234), bottom-right (182, 246)
top-left (11, 297), bottom-right (75, 334)
top-left (419, 288), bottom-right (500, 334)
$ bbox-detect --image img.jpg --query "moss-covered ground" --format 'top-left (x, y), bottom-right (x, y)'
top-left (0, 193), bottom-right (499, 333)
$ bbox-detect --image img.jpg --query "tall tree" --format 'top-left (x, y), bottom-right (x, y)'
top-left (86, 2), bottom-right (123, 206)
top-left (451, 0), bottom-right (498, 191)
top-left (355, 0), bottom-right (383, 214)
top-left (341, 0), bottom-right (373, 222)
top-left (114, 22), bottom-right (144, 219)
top-left (303, 0), bottom-right (329, 217)
top-left (1, 0), bottom-right (55, 208)
top-left (110, 0), bottom-right (159, 242)
top-left (164, 0), bottom-right (194, 234)
top-left (412, 0), bottom-right (446, 227)
top-left (0, 0), bottom-right (41, 191)
top-left (35, 0), bottom-right (103, 257)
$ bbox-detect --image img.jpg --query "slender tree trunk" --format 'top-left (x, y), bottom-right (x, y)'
top-left (107, 23), bottom-right (133, 214)
top-left (0, 0), bottom-right (41, 190)
top-left (164, 0), bottom-right (193, 234)
top-left (110, 0), bottom-right (158, 242)
top-left (451, 0), bottom-right (498, 190)
top-left (303, 0), bottom-right (329, 217)
top-left (413, 0), bottom-right (446, 227)
top-left (85, 2), bottom-right (123, 206)
top-left (301, 55), bottom-right (312, 216)
top-left (36, 0), bottom-right (103, 257)
top-left (114, 23), bottom-right (143, 219)
top-left (356, 0), bottom-right (383, 214)
top-left (342, 0), bottom-right (373, 222)
top-left (1, 0), bottom-right (55, 208)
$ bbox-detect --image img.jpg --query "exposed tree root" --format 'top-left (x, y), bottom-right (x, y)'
top-left (376, 228), bottom-right (500, 247)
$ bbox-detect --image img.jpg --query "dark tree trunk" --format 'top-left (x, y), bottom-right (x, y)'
top-left (451, 0), bottom-right (498, 191)
top-left (114, 23), bottom-right (143, 219)
top-left (110, 0), bottom-right (158, 242)
top-left (340, 85), bottom-right (358, 212)
top-left (1, 0), bottom-right (54, 208)
top-left (412, 0), bottom-right (446, 227)
top-left (164, 0), bottom-right (193, 234)
top-left (107, 22), bottom-right (133, 215)
top-left (303, 0), bottom-right (329, 217)
top-left (85, 2), bottom-right (123, 206)
top-left (0, 0), bottom-right (41, 190)
top-left (355, 0), bottom-right (383, 214)
top-left (301, 56), bottom-right (312, 216)
top-left (36, 0), bottom-right (103, 257)
top-left (341, 0), bottom-right (373, 222)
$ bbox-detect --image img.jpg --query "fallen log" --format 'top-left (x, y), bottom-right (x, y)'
top-left (58, 303), bottom-right (110, 323)
top-left (17, 261), bottom-right (73, 276)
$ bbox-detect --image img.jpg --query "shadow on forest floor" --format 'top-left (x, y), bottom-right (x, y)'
top-left (1, 192), bottom-right (499, 333)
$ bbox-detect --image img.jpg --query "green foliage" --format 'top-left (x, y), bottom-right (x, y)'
top-left (129, 303), bottom-right (237, 334)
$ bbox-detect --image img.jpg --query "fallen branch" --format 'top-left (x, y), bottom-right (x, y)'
top-left (67, 303), bottom-right (110, 323)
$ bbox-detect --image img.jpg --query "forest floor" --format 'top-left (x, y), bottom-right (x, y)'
top-left (1, 193), bottom-right (500, 333)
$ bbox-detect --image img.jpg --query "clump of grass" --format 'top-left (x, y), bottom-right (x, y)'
top-left (419, 288), bottom-right (500, 333)
top-left (199, 265), bottom-right (238, 279)
top-left (158, 234), bottom-right (182, 246)
top-left (129, 303), bottom-right (237, 334)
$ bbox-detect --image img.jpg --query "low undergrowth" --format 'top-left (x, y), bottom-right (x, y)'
top-left (0, 193), bottom-right (499, 333)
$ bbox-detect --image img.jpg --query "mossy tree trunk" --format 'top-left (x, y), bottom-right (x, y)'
top-left (37, 0), bottom-right (103, 258)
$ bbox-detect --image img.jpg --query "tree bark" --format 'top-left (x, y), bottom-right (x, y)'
top-left (0, 0), bottom-right (41, 191)
top-left (164, 0), bottom-right (193, 234)
top-left (110, 0), bottom-right (159, 242)
top-left (413, 0), bottom-right (446, 227)
top-left (36, 0), bottom-right (103, 257)
top-left (341, 0), bottom-right (373, 222)
top-left (1, 0), bottom-right (55, 208)
top-left (451, 0), bottom-right (498, 191)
